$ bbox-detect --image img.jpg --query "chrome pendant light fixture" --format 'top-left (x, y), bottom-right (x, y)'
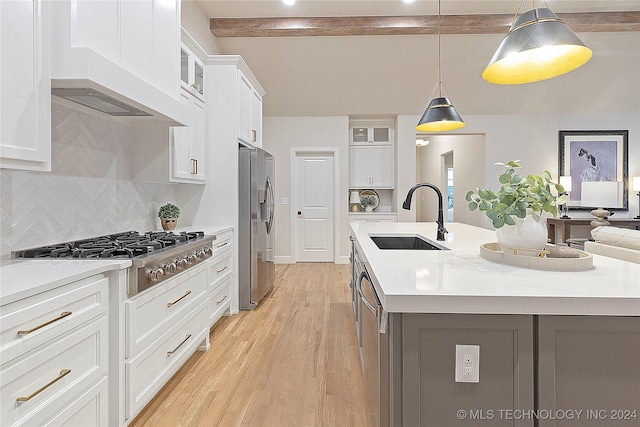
top-left (482, 0), bottom-right (592, 85)
top-left (416, 0), bottom-right (465, 132)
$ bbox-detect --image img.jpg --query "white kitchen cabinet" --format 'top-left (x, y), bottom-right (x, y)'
top-left (0, 0), bottom-right (51, 171)
top-left (207, 230), bottom-right (233, 328)
top-left (170, 91), bottom-right (205, 183)
top-left (238, 70), bottom-right (263, 147)
top-left (349, 213), bottom-right (397, 223)
top-left (0, 274), bottom-right (109, 427)
top-left (350, 124), bottom-right (393, 145)
top-left (350, 145), bottom-right (394, 188)
top-left (181, 43), bottom-right (205, 100)
top-left (124, 262), bottom-right (209, 422)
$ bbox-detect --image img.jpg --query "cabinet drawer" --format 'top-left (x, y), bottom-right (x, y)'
top-left (1, 274), bottom-right (108, 365)
top-left (125, 265), bottom-right (207, 358)
top-left (212, 231), bottom-right (232, 258)
top-left (209, 276), bottom-right (232, 327)
top-left (208, 252), bottom-right (232, 291)
top-left (125, 300), bottom-right (208, 420)
top-left (35, 376), bottom-right (108, 427)
top-left (0, 316), bottom-right (108, 427)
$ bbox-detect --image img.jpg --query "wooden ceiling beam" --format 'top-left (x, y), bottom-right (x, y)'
top-left (210, 12), bottom-right (640, 37)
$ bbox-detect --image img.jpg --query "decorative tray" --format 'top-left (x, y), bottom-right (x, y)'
top-left (480, 243), bottom-right (593, 272)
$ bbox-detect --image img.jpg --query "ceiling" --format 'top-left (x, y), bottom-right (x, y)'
top-left (195, 1), bottom-right (640, 117)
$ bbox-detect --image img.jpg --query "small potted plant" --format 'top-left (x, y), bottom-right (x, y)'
top-left (158, 202), bottom-right (180, 231)
top-left (361, 195), bottom-right (376, 212)
top-left (466, 160), bottom-right (566, 251)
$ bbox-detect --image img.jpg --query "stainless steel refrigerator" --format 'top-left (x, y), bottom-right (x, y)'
top-left (239, 144), bottom-right (275, 310)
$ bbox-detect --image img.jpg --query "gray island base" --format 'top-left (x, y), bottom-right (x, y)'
top-left (350, 222), bottom-right (640, 426)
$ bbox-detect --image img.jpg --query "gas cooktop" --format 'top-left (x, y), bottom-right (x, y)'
top-left (12, 230), bottom-right (207, 259)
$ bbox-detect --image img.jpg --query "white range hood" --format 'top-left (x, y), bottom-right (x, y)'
top-left (50, 0), bottom-right (188, 126)
top-left (51, 47), bottom-right (189, 125)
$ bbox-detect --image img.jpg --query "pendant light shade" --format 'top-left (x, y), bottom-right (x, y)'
top-left (483, 7), bottom-right (592, 85)
top-left (416, 97), bottom-right (465, 132)
top-left (415, 0), bottom-right (465, 132)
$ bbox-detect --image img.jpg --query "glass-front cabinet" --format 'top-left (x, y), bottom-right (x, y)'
top-left (350, 123), bottom-right (393, 145)
top-left (180, 45), bottom-right (204, 98)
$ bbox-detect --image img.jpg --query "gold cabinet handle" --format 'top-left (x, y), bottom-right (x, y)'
top-left (216, 295), bottom-right (229, 305)
top-left (17, 311), bottom-right (72, 336)
top-left (216, 265), bottom-right (228, 274)
top-left (17, 369), bottom-right (71, 402)
top-left (251, 129), bottom-right (257, 142)
top-left (167, 334), bottom-right (191, 356)
top-left (191, 158), bottom-right (198, 175)
top-left (167, 290), bottom-right (191, 308)
top-left (216, 242), bottom-right (228, 249)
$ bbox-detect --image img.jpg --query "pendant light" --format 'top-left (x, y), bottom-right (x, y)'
top-left (416, 0), bottom-right (465, 132)
top-left (482, 1), bottom-right (592, 85)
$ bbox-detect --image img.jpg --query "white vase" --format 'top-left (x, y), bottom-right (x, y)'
top-left (495, 214), bottom-right (547, 254)
top-left (365, 206), bottom-right (373, 212)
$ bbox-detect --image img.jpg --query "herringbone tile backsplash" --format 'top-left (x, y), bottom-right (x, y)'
top-left (0, 104), bottom-right (177, 257)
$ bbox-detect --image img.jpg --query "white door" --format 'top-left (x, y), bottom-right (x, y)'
top-left (293, 152), bottom-right (334, 262)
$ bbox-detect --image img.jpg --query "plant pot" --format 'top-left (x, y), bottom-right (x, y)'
top-left (161, 218), bottom-right (177, 231)
top-left (365, 206), bottom-right (373, 212)
top-left (495, 214), bottom-right (547, 254)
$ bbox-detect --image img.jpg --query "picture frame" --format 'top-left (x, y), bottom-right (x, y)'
top-left (558, 130), bottom-right (628, 211)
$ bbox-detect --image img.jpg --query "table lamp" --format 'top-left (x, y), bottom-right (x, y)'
top-left (350, 190), bottom-right (361, 212)
top-left (634, 176), bottom-right (640, 219)
top-left (581, 181), bottom-right (622, 227)
top-left (559, 176), bottom-right (572, 219)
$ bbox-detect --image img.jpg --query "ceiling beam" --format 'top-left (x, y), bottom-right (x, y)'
top-left (210, 12), bottom-right (640, 37)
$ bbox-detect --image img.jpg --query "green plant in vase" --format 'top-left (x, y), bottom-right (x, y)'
top-left (361, 195), bottom-right (376, 212)
top-left (466, 160), bottom-right (566, 252)
top-left (158, 202), bottom-right (180, 231)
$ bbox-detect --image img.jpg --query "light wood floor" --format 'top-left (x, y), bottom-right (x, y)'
top-left (130, 263), bottom-right (368, 427)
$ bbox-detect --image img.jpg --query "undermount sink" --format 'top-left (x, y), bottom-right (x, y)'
top-left (369, 235), bottom-right (449, 251)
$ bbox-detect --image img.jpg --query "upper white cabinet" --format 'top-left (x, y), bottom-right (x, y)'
top-left (350, 124), bottom-right (393, 145)
top-left (349, 119), bottom-right (395, 189)
top-left (0, 0), bottom-right (51, 171)
top-left (170, 91), bottom-right (205, 183)
top-left (181, 44), bottom-right (205, 100)
top-left (350, 145), bottom-right (394, 188)
top-left (238, 70), bottom-right (263, 147)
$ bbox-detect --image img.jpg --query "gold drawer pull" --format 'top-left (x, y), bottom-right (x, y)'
top-left (167, 290), bottom-right (191, 308)
top-left (216, 295), bottom-right (229, 305)
top-left (17, 369), bottom-right (71, 402)
top-left (216, 265), bottom-right (228, 274)
top-left (252, 129), bottom-right (257, 142)
top-left (17, 311), bottom-right (72, 336)
top-left (216, 242), bottom-right (228, 249)
top-left (167, 334), bottom-right (191, 356)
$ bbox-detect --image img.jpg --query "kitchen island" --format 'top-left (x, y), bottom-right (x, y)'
top-left (350, 222), bottom-right (640, 427)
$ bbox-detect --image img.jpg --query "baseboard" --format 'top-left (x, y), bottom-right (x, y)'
top-left (336, 255), bottom-right (350, 265)
top-left (275, 255), bottom-right (293, 264)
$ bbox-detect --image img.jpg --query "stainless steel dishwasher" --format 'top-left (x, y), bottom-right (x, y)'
top-left (357, 265), bottom-right (386, 427)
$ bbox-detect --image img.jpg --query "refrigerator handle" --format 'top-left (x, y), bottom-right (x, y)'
top-left (265, 176), bottom-right (275, 234)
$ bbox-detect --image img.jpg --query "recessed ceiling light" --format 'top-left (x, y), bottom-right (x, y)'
top-left (404, 0), bottom-right (416, 3)
top-left (283, 0), bottom-right (295, 5)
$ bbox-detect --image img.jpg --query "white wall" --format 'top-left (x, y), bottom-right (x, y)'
top-left (262, 116), bottom-right (350, 264)
top-left (181, 0), bottom-right (221, 54)
top-left (397, 113), bottom-right (640, 230)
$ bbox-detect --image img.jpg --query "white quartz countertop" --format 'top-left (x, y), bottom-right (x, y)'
top-left (350, 222), bottom-right (640, 316)
top-left (0, 225), bottom-right (233, 306)
top-left (0, 258), bottom-right (131, 306)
